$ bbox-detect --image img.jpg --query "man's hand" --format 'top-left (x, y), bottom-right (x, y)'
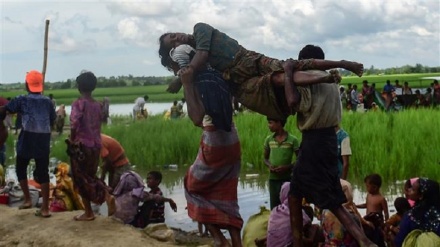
top-left (166, 78), bottom-right (183, 94)
top-left (273, 165), bottom-right (293, 174)
top-left (180, 66), bottom-right (194, 86)
top-left (168, 199), bottom-right (177, 212)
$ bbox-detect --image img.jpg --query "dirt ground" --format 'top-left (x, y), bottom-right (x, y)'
top-left (0, 205), bottom-right (213, 247)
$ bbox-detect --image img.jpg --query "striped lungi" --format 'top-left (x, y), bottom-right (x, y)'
top-left (184, 126), bottom-right (243, 229)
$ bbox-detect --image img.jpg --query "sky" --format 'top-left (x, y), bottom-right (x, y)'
top-left (1, 0), bottom-right (439, 84)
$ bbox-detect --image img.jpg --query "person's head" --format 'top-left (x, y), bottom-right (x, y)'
top-left (267, 117), bottom-right (286, 132)
top-left (25, 70), bottom-right (44, 93)
top-left (298, 44), bottom-right (325, 60)
top-left (404, 81), bottom-right (409, 86)
top-left (434, 79), bottom-right (439, 85)
top-left (395, 80), bottom-right (399, 84)
top-left (49, 94), bottom-right (54, 99)
top-left (407, 178), bottom-right (440, 205)
top-left (181, 98), bottom-right (186, 103)
top-left (143, 95), bottom-right (149, 101)
top-left (394, 197), bottom-right (411, 215)
top-left (386, 80), bottom-right (391, 85)
top-left (146, 171), bottom-right (162, 189)
top-left (339, 86), bottom-right (345, 93)
top-left (348, 83), bottom-right (352, 89)
top-left (159, 33), bottom-right (194, 72)
top-left (353, 84), bottom-right (358, 90)
top-left (415, 89), bottom-right (421, 95)
top-left (76, 71), bottom-right (97, 93)
top-left (426, 87), bottom-right (432, 93)
top-left (364, 173), bottom-right (382, 194)
top-left (173, 100), bottom-right (177, 106)
top-left (363, 80), bottom-right (368, 85)
top-left (372, 83), bottom-right (376, 88)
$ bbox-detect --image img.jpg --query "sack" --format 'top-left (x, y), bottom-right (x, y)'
top-left (8, 185), bottom-right (39, 207)
top-left (242, 206), bottom-right (270, 247)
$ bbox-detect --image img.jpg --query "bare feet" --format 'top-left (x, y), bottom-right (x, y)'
top-left (326, 70), bottom-right (341, 84)
top-left (74, 213), bottom-right (95, 221)
top-left (341, 60), bottom-right (364, 77)
top-left (18, 202), bottom-right (32, 210)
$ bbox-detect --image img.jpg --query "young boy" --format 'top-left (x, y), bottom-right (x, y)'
top-left (0, 70), bottom-right (56, 217)
top-left (356, 173), bottom-right (389, 221)
top-left (385, 197), bottom-right (411, 247)
top-left (356, 173), bottom-right (389, 247)
top-left (264, 117), bottom-right (299, 209)
top-left (132, 171), bottom-right (173, 228)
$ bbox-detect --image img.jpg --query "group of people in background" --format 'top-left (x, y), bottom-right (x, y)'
top-left (340, 79), bottom-right (440, 112)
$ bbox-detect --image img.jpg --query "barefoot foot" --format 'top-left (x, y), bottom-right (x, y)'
top-left (74, 213), bottom-right (95, 221)
top-left (18, 202), bottom-right (33, 210)
top-left (341, 60), bottom-right (364, 77)
top-left (107, 195), bottom-right (116, 216)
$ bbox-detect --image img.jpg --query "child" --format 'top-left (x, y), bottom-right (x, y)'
top-left (263, 117), bottom-right (299, 209)
top-left (357, 173), bottom-right (389, 247)
top-left (131, 171), bottom-right (177, 228)
top-left (385, 197), bottom-right (411, 247)
top-left (67, 71), bottom-right (110, 221)
top-left (0, 70), bottom-right (55, 217)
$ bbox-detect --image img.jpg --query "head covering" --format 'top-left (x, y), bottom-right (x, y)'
top-left (267, 182), bottom-right (311, 247)
top-left (407, 178), bottom-right (440, 232)
top-left (25, 70), bottom-right (43, 93)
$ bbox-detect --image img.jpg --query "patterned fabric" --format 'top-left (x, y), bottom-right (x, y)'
top-left (67, 140), bottom-right (107, 204)
top-left (321, 209), bottom-right (360, 247)
top-left (402, 230), bottom-right (440, 247)
top-left (6, 94), bottom-right (55, 159)
top-left (194, 68), bottom-right (233, 132)
top-left (185, 125), bottom-right (243, 229)
top-left (170, 44), bottom-right (195, 69)
top-left (70, 97), bottom-right (102, 148)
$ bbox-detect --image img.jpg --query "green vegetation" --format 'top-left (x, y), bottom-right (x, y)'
top-left (4, 109), bottom-right (437, 183)
top-left (2, 73), bottom-right (438, 105)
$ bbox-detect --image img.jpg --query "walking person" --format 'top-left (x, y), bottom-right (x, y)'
top-left (287, 45), bottom-right (377, 247)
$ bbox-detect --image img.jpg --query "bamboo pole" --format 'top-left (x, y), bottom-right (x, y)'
top-left (42, 19), bottom-right (50, 87)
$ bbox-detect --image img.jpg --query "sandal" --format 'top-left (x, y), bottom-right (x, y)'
top-left (35, 210), bottom-right (52, 218)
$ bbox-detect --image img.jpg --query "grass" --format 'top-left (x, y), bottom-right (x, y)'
top-left (2, 73), bottom-right (438, 105)
top-left (4, 108), bottom-right (438, 183)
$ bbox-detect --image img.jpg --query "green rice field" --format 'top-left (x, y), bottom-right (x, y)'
top-left (4, 108), bottom-right (437, 183)
top-left (2, 73), bottom-right (438, 105)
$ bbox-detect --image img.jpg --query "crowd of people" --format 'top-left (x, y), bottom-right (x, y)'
top-left (0, 22), bottom-right (439, 247)
top-left (340, 79), bottom-right (440, 112)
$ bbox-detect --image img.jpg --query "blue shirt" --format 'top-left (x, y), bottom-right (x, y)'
top-left (383, 84), bottom-right (395, 94)
top-left (6, 94), bottom-right (55, 158)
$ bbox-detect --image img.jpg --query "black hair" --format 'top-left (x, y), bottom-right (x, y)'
top-left (298, 44), bottom-right (325, 60)
top-left (144, 95), bottom-right (149, 101)
top-left (386, 80), bottom-right (391, 84)
top-left (363, 80), bottom-right (368, 84)
top-left (148, 171), bottom-right (162, 183)
top-left (76, 71), bottom-right (97, 93)
top-left (158, 33), bottom-right (174, 72)
top-left (173, 100), bottom-right (177, 105)
top-left (394, 197), bottom-right (411, 215)
top-left (364, 173), bottom-right (382, 188)
top-left (267, 117), bottom-right (287, 127)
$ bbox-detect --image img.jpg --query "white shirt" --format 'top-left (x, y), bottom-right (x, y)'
top-left (133, 97), bottom-right (145, 111)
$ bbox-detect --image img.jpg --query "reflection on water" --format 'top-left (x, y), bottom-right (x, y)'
top-left (5, 164), bottom-right (405, 232)
top-left (64, 103), bottom-right (187, 116)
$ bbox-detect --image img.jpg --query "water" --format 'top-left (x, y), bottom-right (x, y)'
top-left (64, 102), bottom-right (186, 117)
top-left (4, 163), bottom-right (404, 233)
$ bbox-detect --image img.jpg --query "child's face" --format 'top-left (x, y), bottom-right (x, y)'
top-left (365, 182), bottom-right (378, 194)
top-left (267, 120), bottom-right (281, 132)
top-left (146, 175), bottom-right (159, 189)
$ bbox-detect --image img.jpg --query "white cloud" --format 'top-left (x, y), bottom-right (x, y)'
top-left (1, 0), bottom-right (439, 84)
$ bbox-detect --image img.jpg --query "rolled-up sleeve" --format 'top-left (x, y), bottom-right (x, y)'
top-left (194, 22), bottom-right (213, 51)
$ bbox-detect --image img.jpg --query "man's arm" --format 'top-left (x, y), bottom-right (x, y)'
top-left (341, 155), bottom-right (350, 180)
top-left (263, 148), bottom-right (273, 171)
top-left (180, 68), bottom-right (205, 126)
top-left (382, 197), bottom-right (389, 221)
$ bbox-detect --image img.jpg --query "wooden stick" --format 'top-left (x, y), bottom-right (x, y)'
top-left (42, 19), bottom-right (50, 87)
